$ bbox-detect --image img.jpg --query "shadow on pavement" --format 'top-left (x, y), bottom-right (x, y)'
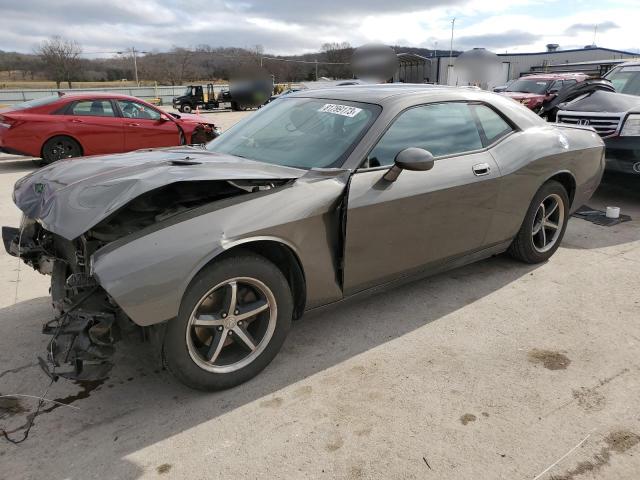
top-left (0, 255), bottom-right (538, 479)
top-left (0, 158), bottom-right (39, 173)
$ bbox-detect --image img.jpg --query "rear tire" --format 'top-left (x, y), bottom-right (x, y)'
top-left (163, 253), bottom-right (293, 391)
top-left (41, 136), bottom-right (82, 164)
top-left (181, 104), bottom-right (192, 113)
top-left (508, 180), bottom-right (570, 264)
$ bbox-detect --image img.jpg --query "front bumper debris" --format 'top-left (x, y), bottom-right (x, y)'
top-left (41, 301), bottom-right (117, 381)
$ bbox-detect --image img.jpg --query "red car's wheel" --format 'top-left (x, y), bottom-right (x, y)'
top-left (42, 136), bottom-right (82, 164)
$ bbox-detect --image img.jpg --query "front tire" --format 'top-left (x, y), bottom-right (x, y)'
top-left (41, 136), bottom-right (82, 164)
top-left (508, 180), bottom-right (570, 264)
top-left (181, 104), bottom-right (192, 113)
top-left (164, 253), bottom-right (293, 391)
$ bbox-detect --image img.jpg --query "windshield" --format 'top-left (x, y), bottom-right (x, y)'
top-left (505, 79), bottom-right (551, 94)
top-left (206, 97), bottom-right (380, 169)
top-left (9, 95), bottom-right (61, 111)
top-left (605, 66), bottom-right (640, 96)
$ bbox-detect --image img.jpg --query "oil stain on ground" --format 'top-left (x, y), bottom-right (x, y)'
top-left (0, 395), bottom-right (28, 419)
top-left (550, 429), bottom-right (640, 480)
top-left (528, 349), bottom-right (571, 370)
top-left (0, 379), bottom-right (104, 436)
top-left (460, 413), bottom-right (477, 425)
top-left (156, 463), bottom-right (172, 475)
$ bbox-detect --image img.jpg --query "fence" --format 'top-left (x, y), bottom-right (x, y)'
top-left (0, 85), bottom-right (229, 106)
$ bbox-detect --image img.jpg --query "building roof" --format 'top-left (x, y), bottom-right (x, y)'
top-left (497, 47), bottom-right (638, 57)
top-left (397, 53), bottom-right (431, 64)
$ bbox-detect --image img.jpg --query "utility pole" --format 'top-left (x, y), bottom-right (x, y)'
top-left (315, 59), bottom-right (319, 81)
top-left (448, 18), bottom-right (456, 85)
top-left (117, 47), bottom-right (148, 86)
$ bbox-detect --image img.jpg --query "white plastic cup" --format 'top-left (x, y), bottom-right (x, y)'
top-left (606, 206), bottom-right (620, 219)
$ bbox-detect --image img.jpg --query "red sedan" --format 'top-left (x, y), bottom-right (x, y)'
top-left (498, 73), bottom-right (590, 112)
top-left (0, 93), bottom-right (221, 163)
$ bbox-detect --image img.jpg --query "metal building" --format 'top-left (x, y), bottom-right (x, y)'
top-left (429, 46), bottom-right (638, 87)
top-left (393, 53), bottom-right (432, 83)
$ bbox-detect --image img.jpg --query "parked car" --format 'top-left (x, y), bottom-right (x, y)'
top-left (492, 80), bottom-right (515, 93)
top-left (556, 61), bottom-right (640, 175)
top-left (0, 93), bottom-right (221, 163)
top-left (500, 73), bottom-right (589, 112)
top-left (4, 85), bottom-right (604, 390)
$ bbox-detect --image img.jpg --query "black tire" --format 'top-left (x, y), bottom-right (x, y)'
top-left (164, 253), bottom-right (293, 391)
top-left (181, 104), bottom-right (192, 113)
top-left (41, 136), bottom-right (82, 164)
top-left (508, 180), bottom-right (570, 264)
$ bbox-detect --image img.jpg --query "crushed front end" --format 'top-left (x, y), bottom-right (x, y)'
top-left (3, 219), bottom-right (125, 381)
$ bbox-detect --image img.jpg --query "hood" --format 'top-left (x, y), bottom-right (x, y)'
top-left (172, 112), bottom-right (214, 124)
top-left (559, 90), bottom-right (640, 114)
top-left (501, 92), bottom-right (544, 101)
top-left (13, 147), bottom-right (306, 240)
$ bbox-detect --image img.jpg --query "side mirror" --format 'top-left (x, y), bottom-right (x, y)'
top-left (383, 147), bottom-right (435, 182)
top-left (548, 88), bottom-right (559, 95)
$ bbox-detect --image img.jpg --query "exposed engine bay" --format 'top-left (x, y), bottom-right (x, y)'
top-left (3, 177), bottom-right (289, 381)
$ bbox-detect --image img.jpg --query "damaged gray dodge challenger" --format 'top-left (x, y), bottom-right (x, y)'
top-left (3, 85), bottom-right (605, 390)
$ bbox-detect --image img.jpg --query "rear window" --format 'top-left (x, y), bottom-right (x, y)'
top-left (9, 96), bottom-right (61, 111)
top-left (70, 100), bottom-right (116, 117)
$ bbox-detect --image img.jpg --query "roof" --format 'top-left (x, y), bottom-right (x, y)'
top-left (397, 53), bottom-right (431, 64)
top-left (287, 83), bottom-right (479, 104)
top-left (497, 47), bottom-right (639, 57)
top-left (519, 73), bottom-right (589, 79)
top-left (58, 92), bottom-right (142, 101)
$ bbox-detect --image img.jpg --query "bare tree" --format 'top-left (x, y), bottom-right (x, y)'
top-left (321, 42), bottom-right (353, 79)
top-left (35, 36), bottom-right (82, 88)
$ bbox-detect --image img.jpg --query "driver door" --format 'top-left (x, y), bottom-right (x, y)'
top-left (117, 99), bottom-right (181, 151)
top-left (343, 102), bottom-right (506, 295)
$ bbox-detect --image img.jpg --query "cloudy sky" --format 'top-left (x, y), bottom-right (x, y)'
top-left (0, 0), bottom-right (638, 56)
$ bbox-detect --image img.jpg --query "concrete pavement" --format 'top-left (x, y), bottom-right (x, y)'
top-left (0, 111), bottom-right (639, 479)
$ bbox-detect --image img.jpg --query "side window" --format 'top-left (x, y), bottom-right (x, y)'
top-left (564, 79), bottom-right (577, 88)
top-left (472, 104), bottom-right (514, 146)
top-left (70, 100), bottom-right (115, 117)
top-left (117, 100), bottom-right (161, 120)
top-left (367, 103), bottom-right (483, 167)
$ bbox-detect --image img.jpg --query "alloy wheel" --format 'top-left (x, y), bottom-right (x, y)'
top-left (186, 277), bottom-right (277, 373)
top-left (49, 139), bottom-right (79, 161)
top-left (532, 193), bottom-right (564, 253)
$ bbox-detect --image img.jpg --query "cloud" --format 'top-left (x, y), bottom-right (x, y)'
top-left (453, 30), bottom-right (542, 50)
top-left (0, 0), bottom-right (634, 56)
top-left (565, 20), bottom-right (619, 35)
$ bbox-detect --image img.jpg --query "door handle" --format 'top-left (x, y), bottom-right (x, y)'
top-left (472, 163), bottom-right (491, 176)
top-left (126, 122), bottom-right (140, 127)
top-left (69, 119), bottom-right (83, 123)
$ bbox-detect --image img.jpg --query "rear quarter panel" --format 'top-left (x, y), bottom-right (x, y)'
top-left (2, 113), bottom-right (58, 157)
top-left (485, 125), bottom-right (604, 245)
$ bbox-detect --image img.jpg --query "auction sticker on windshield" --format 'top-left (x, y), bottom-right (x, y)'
top-left (318, 103), bottom-right (362, 117)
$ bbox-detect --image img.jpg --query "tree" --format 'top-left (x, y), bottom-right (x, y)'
top-left (321, 42), bottom-right (353, 79)
top-left (35, 36), bottom-right (82, 88)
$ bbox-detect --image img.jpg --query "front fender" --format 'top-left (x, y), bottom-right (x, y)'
top-left (91, 172), bottom-right (349, 326)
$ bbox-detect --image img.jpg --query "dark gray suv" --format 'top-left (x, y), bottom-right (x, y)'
top-left (557, 61), bottom-right (640, 175)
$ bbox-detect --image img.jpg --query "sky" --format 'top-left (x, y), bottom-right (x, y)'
top-left (0, 0), bottom-right (638, 56)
